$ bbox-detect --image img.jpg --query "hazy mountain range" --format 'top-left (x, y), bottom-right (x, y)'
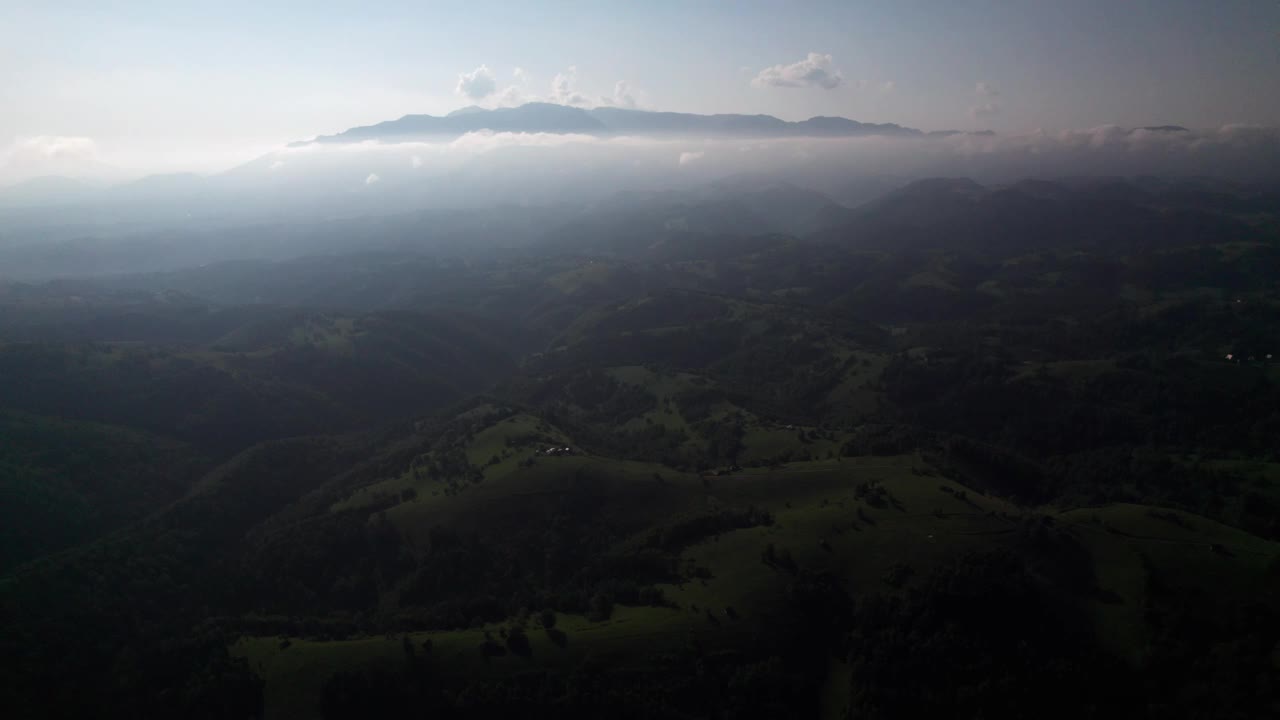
top-left (0, 101), bottom-right (1266, 253)
top-left (296, 102), bottom-right (986, 145)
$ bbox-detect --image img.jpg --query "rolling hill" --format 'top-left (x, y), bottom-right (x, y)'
top-left (2, 175), bottom-right (1278, 719)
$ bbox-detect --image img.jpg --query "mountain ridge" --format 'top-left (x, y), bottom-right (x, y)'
top-left (295, 102), bottom-right (956, 145)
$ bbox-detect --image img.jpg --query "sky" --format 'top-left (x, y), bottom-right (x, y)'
top-left (1, 0), bottom-right (1278, 180)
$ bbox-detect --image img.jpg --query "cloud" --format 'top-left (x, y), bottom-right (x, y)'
top-left (971, 83), bottom-right (1000, 119)
top-left (602, 81), bottom-right (639, 109)
top-left (497, 84), bottom-right (529, 107)
top-left (752, 53), bottom-right (844, 90)
top-left (11, 135), bottom-right (99, 159)
top-left (269, 123), bottom-right (1280, 197)
top-left (970, 102), bottom-right (1001, 119)
top-left (0, 135), bottom-right (108, 183)
top-left (411, 155), bottom-right (423, 168)
top-left (924, 124), bottom-right (1280, 181)
top-left (485, 65), bottom-right (638, 109)
top-left (491, 67), bottom-right (535, 106)
top-left (268, 159), bottom-right (285, 171)
top-left (678, 150), bottom-right (704, 166)
top-left (365, 173), bottom-right (381, 185)
top-left (550, 66), bottom-right (590, 106)
top-left (449, 129), bottom-right (611, 153)
top-left (455, 65), bottom-right (497, 100)
top-left (881, 81), bottom-right (896, 92)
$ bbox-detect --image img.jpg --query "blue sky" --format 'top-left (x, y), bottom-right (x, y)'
top-left (2, 0), bottom-right (1278, 175)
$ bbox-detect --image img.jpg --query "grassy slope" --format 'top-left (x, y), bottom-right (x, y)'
top-left (235, 450), bottom-right (1279, 719)
top-left (235, 605), bottom-right (698, 720)
top-left (384, 453), bottom-right (701, 549)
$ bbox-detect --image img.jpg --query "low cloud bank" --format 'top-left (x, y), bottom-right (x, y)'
top-left (264, 124), bottom-right (1280, 188)
top-left (4, 124), bottom-right (1276, 217)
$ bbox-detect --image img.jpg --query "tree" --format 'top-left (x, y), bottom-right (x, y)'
top-left (761, 542), bottom-right (778, 567)
top-left (505, 626), bottom-right (532, 657)
top-left (587, 592), bottom-right (614, 622)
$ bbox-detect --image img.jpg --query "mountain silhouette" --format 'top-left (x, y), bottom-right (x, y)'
top-left (297, 102), bottom-right (938, 145)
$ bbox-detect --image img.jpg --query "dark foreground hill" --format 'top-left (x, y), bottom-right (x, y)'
top-left (4, 402), bottom-right (1276, 719)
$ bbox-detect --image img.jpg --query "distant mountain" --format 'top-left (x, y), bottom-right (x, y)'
top-left (540, 178), bottom-right (851, 256)
top-left (107, 172), bottom-right (208, 193)
top-left (815, 176), bottom-right (1277, 253)
top-left (298, 103), bottom-right (608, 144)
top-left (0, 176), bottom-right (98, 207)
top-left (298, 102), bottom-right (939, 145)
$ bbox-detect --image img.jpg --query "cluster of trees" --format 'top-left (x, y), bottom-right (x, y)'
top-left (641, 505), bottom-right (774, 553)
top-left (839, 551), bottom-right (1136, 718)
top-left (870, 343), bottom-right (1280, 527)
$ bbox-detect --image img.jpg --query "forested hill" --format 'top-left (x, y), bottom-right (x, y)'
top-left (2, 176), bottom-right (1278, 719)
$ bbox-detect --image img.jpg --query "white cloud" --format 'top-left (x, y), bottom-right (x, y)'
top-left (602, 80), bottom-right (639, 109)
top-left (268, 159), bottom-right (285, 171)
top-left (752, 53), bottom-right (844, 90)
top-left (678, 150), bottom-right (704, 166)
top-left (11, 135), bottom-right (99, 159)
top-left (497, 84), bottom-right (529, 107)
top-left (365, 172), bottom-right (381, 185)
top-left (272, 123), bottom-right (1280, 190)
top-left (489, 66), bottom-right (638, 109)
top-left (550, 66), bottom-right (590, 106)
top-left (975, 81), bottom-right (999, 97)
top-left (0, 135), bottom-right (108, 183)
top-left (450, 129), bottom-right (610, 153)
top-left (970, 102), bottom-right (1001, 119)
top-left (411, 155), bottom-right (423, 168)
top-left (495, 66), bottom-right (534, 106)
top-left (455, 65), bottom-right (497, 100)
